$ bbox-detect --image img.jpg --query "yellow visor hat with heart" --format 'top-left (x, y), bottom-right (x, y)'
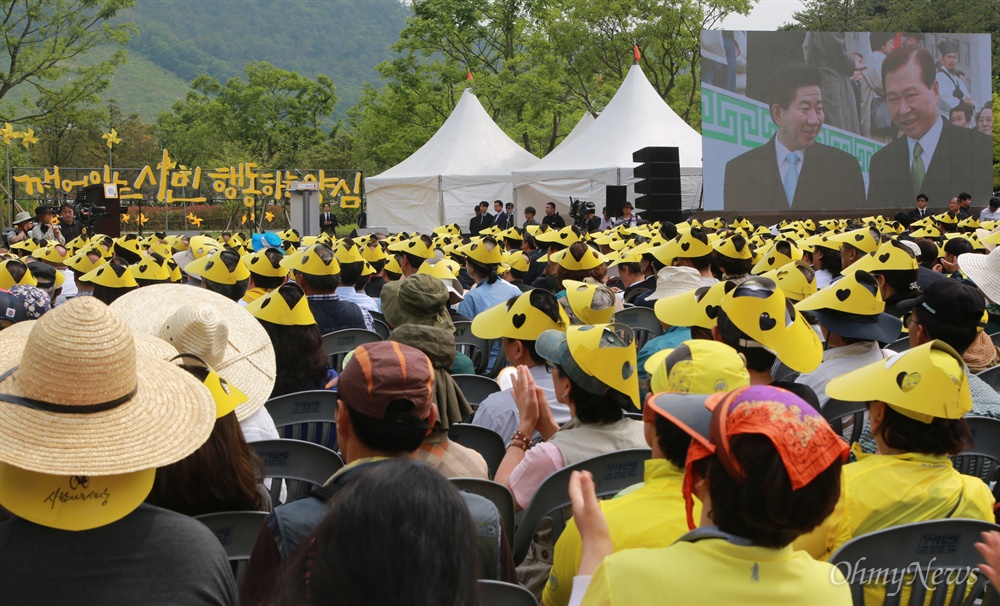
top-left (564, 280), bottom-right (615, 325)
top-left (245, 283), bottom-right (316, 327)
top-left (825, 340), bottom-right (972, 423)
top-left (471, 289), bottom-right (569, 341)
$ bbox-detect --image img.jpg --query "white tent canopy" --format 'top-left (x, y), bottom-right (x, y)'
top-left (512, 64), bottom-right (703, 215)
top-left (365, 88), bottom-right (539, 233)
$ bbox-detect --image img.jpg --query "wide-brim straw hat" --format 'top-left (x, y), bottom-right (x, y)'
top-left (957, 248), bottom-right (1000, 303)
top-left (0, 297), bottom-right (216, 476)
top-left (110, 284), bottom-right (276, 421)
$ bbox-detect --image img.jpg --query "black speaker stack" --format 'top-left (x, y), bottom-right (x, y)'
top-left (633, 146), bottom-right (687, 224)
top-left (605, 185), bottom-right (627, 217)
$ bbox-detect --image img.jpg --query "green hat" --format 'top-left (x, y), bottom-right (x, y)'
top-left (380, 274), bottom-right (454, 331)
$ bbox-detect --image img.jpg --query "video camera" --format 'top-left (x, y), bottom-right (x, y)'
top-left (569, 198), bottom-right (596, 222)
top-left (72, 189), bottom-right (109, 229)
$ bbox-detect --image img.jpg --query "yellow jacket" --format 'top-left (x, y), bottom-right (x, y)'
top-left (542, 459), bottom-right (697, 606)
top-left (796, 444), bottom-right (996, 561)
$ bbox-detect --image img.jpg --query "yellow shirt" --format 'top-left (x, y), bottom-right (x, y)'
top-left (582, 538), bottom-right (851, 605)
top-left (241, 286), bottom-right (270, 304)
top-left (795, 445), bottom-right (996, 561)
top-left (543, 459), bottom-right (697, 606)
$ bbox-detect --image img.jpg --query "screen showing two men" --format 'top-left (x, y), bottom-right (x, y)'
top-left (701, 31), bottom-right (993, 212)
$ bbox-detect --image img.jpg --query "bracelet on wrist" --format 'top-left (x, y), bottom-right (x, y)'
top-left (508, 438), bottom-right (530, 451)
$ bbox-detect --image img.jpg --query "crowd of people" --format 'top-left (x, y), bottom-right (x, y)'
top-left (1, 197), bottom-right (999, 605)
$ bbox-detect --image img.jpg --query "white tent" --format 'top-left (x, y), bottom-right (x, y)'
top-left (365, 89), bottom-right (539, 233)
top-left (512, 64), bottom-right (703, 214)
top-left (552, 112), bottom-right (595, 152)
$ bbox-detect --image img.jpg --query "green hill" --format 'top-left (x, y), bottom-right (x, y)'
top-left (117, 0), bottom-right (410, 119)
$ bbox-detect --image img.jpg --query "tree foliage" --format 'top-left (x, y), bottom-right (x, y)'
top-left (156, 62), bottom-right (338, 168)
top-left (350, 0), bottom-right (752, 174)
top-left (0, 0), bottom-right (135, 122)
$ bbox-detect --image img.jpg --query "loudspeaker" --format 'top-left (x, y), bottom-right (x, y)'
top-left (606, 185), bottom-right (626, 217)
top-left (75, 184), bottom-right (121, 237)
top-left (633, 146), bottom-right (681, 220)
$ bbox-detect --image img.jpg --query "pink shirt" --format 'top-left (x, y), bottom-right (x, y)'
top-left (509, 442), bottom-right (565, 509)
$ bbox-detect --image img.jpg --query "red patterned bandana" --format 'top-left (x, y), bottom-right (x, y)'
top-left (683, 385), bottom-right (849, 529)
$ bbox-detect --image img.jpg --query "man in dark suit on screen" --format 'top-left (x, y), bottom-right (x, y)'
top-left (867, 45), bottom-right (992, 210)
top-left (724, 63), bottom-right (866, 211)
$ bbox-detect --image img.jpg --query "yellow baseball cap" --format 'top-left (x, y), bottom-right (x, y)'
top-left (825, 340), bottom-right (972, 423)
top-left (720, 276), bottom-right (822, 373)
top-left (564, 280), bottom-right (615, 325)
top-left (644, 340), bottom-right (750, 395)
top-left (536, 323), bottom-right (640, 409)
top-left (245, 282), bottom-right (316, 327)
top-left (472, 289), bottom-right (569, 341)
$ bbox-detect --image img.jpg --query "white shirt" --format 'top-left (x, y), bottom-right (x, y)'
top-left (774, 136), bottom-right (806, 185)
top-left (907, 115), bottom-right (944, 175)
top-left (471, 364), bottom-right (570, 444)
top-left (979, 208), bottom-right (1000, 222)
top-left (795, 341), bottom-right (889, 408)
top-left (335, 286), bottom-right (379, 313)
top-left (815, 268), bottom-right (834, 290)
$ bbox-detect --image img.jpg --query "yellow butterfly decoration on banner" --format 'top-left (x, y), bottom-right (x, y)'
top-left (102, 128), bottom-right (121, 148)
top-left (20, 128), bottom-right (38, 148)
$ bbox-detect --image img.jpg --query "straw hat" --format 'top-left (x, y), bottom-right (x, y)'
top-left (110, 285), bottom-right (277, 421)
top-left (957, 248), bottom-right (1000, 303)
top-left (0, 297), bottom-right (216, 476)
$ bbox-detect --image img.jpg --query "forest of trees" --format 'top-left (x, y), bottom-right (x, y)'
top-left (1, 0), bottom-right (997, 209)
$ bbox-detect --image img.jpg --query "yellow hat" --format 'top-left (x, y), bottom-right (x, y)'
top-left (501, 227), bottom-right (524, 241)
top-left (242, 248), bottom-right (288, 278)
top-left (64, 247), bottom-right (104, 275)
top-left (642, 242), bottom-right (676, 267)
top-left (433, 223), bottom-right (462, 237)
top-left (825, 340), bottom-right (972, 423)
top-left (848, 240), bottom-right (918, 273)
top-left (535, 225), bottom-right (582, 246)
top-left (0, 259), bottom-right (37, 289)
top-left (333, 240), bottom-right (366, 264)
top-left (246, 282), bottom-right (316, 327)
top-left (185, 235), bottom-right (224, 261)
top-left (720, 276), bottom-right (822, 373)
top-left (114, 235), bottom-right (145, 259)
top-left (550, 245), bottom-right (606, 271)
top-left (503, 250), bottom-right (530, 272)
top-left (564, 280), bottom-right (615, 325)
top-left (712, 235), bottom-right (753, 260)
top-left (909, 225), bottom-right (942, 238)
top-left (387, 235), bottom-right (436, 259)
top-left (10, 239), bottom-right (39, 254)
top-left (0, 464), bottom-right (156, 531)
top-left (280, 228), bottom-right (301, 244)
top-left (480, 224), bottom-right (504, 237)
top-left (536, 323), bottom-right (640, 409)
top-left (701, 217), bottom-right (725, 230)
top-left (829, 227), bottom-right (879, 253)
top-left (129, 258), bottom-right (172, 283)
top-left (608, 249), bottom-right (643, 267)
top-left (654, 279), bottom-right (735, 328)
top-left (760, 260), bottom-right (817, 302)
top-left (65, 234), bottom-right (89, 253)
top-left (933, 212), bottom-right (959, 225)
top-left (384, 255), bottom-right (402, 274)
top-left (169, 353), bottom-right (249, 419)
top-left (802, 233), bottom-right (844, 252)
top-left (728, 217), bottom-right (753, 230)
top-left (751, 240), bottom-right (803, 275)
top-left (362, 243), bottom-right (389, 263)
top-left (593, 232), bottom-right (627, 251)
top-left (458, 238), bottom-right (504, 265)
top-left (472, 289), bottom-right (569, 341)
top-left (31, 245), bottom-right (67, 265)
top-left (185, 250), bottom-right (251, 285)
top-left (644, 340), bottom-right (750, 395)
top-left (796, 270), bottom-right (885, 316)
top-left (280, 244), bottom-right (341, 276)
top-left (81, 261), bottom-right (139, 288)
top-left (669, 230), bottom-right (714, 258)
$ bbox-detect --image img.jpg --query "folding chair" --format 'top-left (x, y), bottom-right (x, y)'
top-left (821, 399), bottom-right (869, 446)
top-left (452, 478), bottom-right (516, 545)
top-left (512, 448), bottom-right (651, 564)
top-left (195, 511), bottom-right (268, 587)
top-left (483, 343), bottom-right (509, 379)
top-left (449, 423), bottom-right (505, 480)
top-left (479, 580), bottom-right (538, 606)
top-left (453, 374), bottom-right (502, 408)
top-left (321, 328), bottom-right (382, 372)
top-left (992, 331), bottom-right (1000, 347)
top-left (829, 519), bottom-right (1000, 606)
top-left (369, 310), bottom-right (386, 325)
top-left (624, 411), bottom-right (643, 421)
top-left (264, 390), bottom-right (338, 451)
top-left (454, 321), bottom-right (491, 374)
top-left (887, 336), bottom-right (912, 353)
top-left (249, 439), bottom-right (344, 508)
top-left (371, 318), bottom-right (391, 340)
top-left (614, 307), bottom-right (664, 350)
top-left (950, 415), bottom-right (1000, 485)
top-left (977, 365), bottom-right (1000, 392)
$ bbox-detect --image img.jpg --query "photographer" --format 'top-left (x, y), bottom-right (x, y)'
top-left (612, 202), bottom-right (645, 228)
top-left (58, 203), bottom-right (83, 242)
top-left (7, 212), bottom-right (33, 245)
top-left (28, 207), bottom-right (65, 245)
top-left (569, 200), bottom-right (602, 233)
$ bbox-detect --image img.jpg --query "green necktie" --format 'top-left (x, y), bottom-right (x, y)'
top-left (911, 142), bottom-right (925, 193)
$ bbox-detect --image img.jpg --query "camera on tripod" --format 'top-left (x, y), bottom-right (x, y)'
top-left (569, 198), bottom-right (595, 222)
top-left (73, 189), bottom-right (108, 230)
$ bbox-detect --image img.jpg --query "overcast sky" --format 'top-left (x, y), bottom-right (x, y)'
top-left (719, 0), bottom-right (805, 30)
